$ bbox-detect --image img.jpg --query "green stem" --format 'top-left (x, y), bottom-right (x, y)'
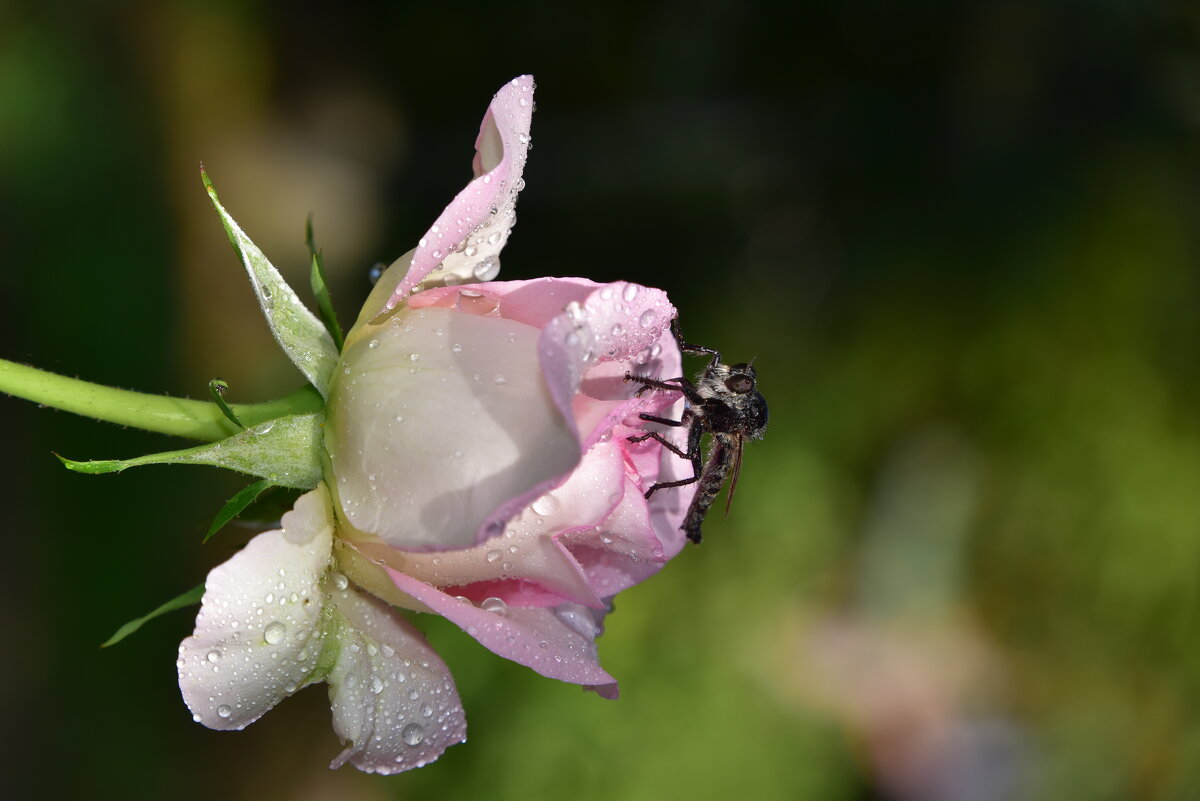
top-left (0, 358), bottom-right (324, 441)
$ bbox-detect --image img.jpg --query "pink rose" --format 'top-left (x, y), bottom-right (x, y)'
top-left (178, 76), bottom-right (694, 774)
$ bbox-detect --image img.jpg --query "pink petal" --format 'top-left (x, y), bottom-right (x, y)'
top-left (381, 566), bottom-right (618, 695)
top-left (381, 76), bottom-right (535, 311)
top-left (355, 438), bottom-right (630, 606)
top-left (326, 584), bottom-right (466, 774)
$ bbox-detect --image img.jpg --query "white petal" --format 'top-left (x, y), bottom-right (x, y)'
top-left (326, 584), bottom-right (466, 774)
top-left (327, 305), bottom-right (578, 549)
top-left (178, 485), bottom-right (335, 730)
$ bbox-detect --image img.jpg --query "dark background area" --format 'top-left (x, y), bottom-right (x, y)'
top-left (3, 1), bottom-right (1200, 799)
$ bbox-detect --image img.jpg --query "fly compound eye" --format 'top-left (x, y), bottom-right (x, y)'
top-left (725, 374), bottom-right (754, 393)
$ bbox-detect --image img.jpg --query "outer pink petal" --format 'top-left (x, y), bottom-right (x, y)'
top-left (326, 584), bottom-right (466, 774)
top-left (381, 565), bottom-right (619, 695)
top-left (381, 76), bottom-right (535, 311)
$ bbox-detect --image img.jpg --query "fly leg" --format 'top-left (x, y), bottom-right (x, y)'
top-left (624, 372), bottom-right (703, 404)
top-left (671, 318), bottom-right (722, 369)
top-left (638, 422), bottom-right (704, 501)
top-left (627, 410), bottom-right (693, 457)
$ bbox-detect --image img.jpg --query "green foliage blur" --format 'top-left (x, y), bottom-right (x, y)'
top-left (3, 2), bottom-right (1200, 799)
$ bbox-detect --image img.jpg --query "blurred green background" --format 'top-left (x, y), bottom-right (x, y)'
top-left (3, 1), bottom-right (1200, 799)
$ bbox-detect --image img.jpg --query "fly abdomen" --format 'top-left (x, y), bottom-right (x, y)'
top-left (682, 436), bottom-right (733, 543)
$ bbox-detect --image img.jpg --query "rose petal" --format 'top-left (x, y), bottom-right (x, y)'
top-left (327, 305), bottom-right (579, 550)
top-left (177, 485), bottom-right (334, 730)
top-left (326, 583), bottom-right (466, 774)
top-left (382, 76), bottom-right (535, 310)
top-left (381, 566), bottom-right (618, 694)
top-left (354, 437), bottom-right (636, 608)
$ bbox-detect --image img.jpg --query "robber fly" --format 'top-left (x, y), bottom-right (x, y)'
top-left (624, 318), bottom-right (768, 543)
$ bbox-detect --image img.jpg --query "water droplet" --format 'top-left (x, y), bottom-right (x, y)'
top-left (473, 258), bottom-right (500, 281)
top-left (531, 494), bottom-right (559, 516)
top-left (649, 343), bottom-right (662, 359)
top-left (402, 723), bottom-right (425, 746)
top-left (206, 650), bottom-right (221, 663)
top-left (451, 343), bottom-right (463, 353)
top-left (639, 310), bottom-right (655, 328)
top-left (487, 550), bottom-right (502, 563)
top-left (611, 323), bottom-right (624, 338)
top-left (421, 703), bottom-right (434, 718)
top-left (368, 339), bottom-right (380, 349)
top-left (481, 597), bottom-right (508, 615)
top-left (263, 622), bottom-right (286, 645)
top-left (217, 705), bottom-right (232, 719)
top-left (622, 284), bottom-right (638, 302)
top-left (371, 676), bottom-right (384, 695)
top-left (331, 572), bottom-right (349, 591)
top-left (418, 237), bottom-right (428, 248)
top-left (264, 592), bottom-right (275, 605)
top-left (409, 353), bottom-right (420, 362)
top-left (493, 374), bottom-right (507, 385)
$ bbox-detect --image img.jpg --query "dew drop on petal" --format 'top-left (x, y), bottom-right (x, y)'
top-left (217, 705), bottom-right (232, 719)
top-left (481, 597), bottom-right (508, 615)
top-left (331, 572), bottom-right (349, 591)
top-left (402, 723), bottom-right (425, 746)
top-left (611, 323), bottom-right (624, 338)
top-left (473, 259), bottom-right (501, 282)
top-left (623, 284), bottom-right (638, 302)
top-left (368, 339), bottom-right (380, 349)
top-left (487, 550), bottom-right (502, 563)
top-left (639, 310), bottom-right (655, 328)
top-left (531, 493), bottom-right (559, 516)
top-left (371, 676), bottom-right (384, 695)
top-left (206, 650), bottom-right (221, 663)
top-left (263, 622), bottom-right (286, 645)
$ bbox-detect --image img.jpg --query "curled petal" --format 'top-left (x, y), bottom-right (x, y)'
top-left (352, 438), bottom-right (629, 608)
top-left (375, 76), bottom-right (535, 314)
top-left (381, 565), bottom-right (618, 695)
top-left (177, 485), bottom-right (334, 730)
top-left (326, 583), bottom-right (466, 774)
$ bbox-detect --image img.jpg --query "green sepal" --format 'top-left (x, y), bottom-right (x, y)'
top-left (203, 168), bottom-right (339, 398)
top-left (207, 378), bottom-right (244, 428)
top-left (101, 583), bottom-right (205, 648)
top-left (57, 412), bottom-right (326, 489)
top-left (306, 215), bottom-right (345, 352)
top-left (205, 478), bottom-right (275, 542)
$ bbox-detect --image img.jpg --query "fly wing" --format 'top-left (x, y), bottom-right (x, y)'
top-left (724, 435), bottom-right (745, 517)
